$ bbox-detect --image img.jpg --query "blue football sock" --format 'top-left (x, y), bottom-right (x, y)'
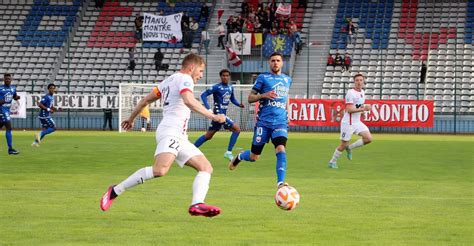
top-left (40, 128), bottom-right (56, 140)
top-left (239, 150), bottom-right (255, 162)
top-left (194, 135), bottom-right (207, 147)
top-left (227, 131), bottom-right (240, 152)
top-left (276, 152), bottom-right (287, 184)
top-left (6, 129), bottom-right (12, 149)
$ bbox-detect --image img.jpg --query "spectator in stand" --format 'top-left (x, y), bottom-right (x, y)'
top-left (277, 16), bottom-right (287, 35)
top-left (225, 15), bottom-right (233, 42)
top-left (346, 20), bottom-right (356, 44)
top-left (335, 52), bottom-right (343, 69)
top-left (245, 19), bottom-right (255, 33)
top-left (288, 20), bottom-right (298, 36)
top-left (261, 8), bottom-right (271, 34)
top-left (343, 53), bottom-right (352, 72)
top-left (182, 23), bottom-right (193, 49)
top-left (201, 27), bottom-right (210, 54)
top-left (95, 0), bottom-right (105, 9)
top-left (154, 49), bottom-right (164, 72)
top-left (189, 18), bottom-right (199, 32)
top-left (237, 16), bottom-right (245, 32)
top-left (270, 26), bottom-right (278, 36)
top-left (254, 18), bottom-right (262, 33)
top-left (201, 4), bottom-right (210, 19)
top-left (420, 61), bottom-right (427, 84)
top-left (128, 47), bottom-right (136, 71)
top-left (214, 22), bottom-right (226, 50)
top-left (327, 53), bottom-right (335, 68)
top-left (134, 14), bottom-right (143, 41)
top-left (189, 18), bottom-right (199, 46)
top-left (298, 0), bottom-right (307, 8)
top-left (293, 31), bottom-right (302, 54)
top-left (181, 11), bottom-right (190, 30)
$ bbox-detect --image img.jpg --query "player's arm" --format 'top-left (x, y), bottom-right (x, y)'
top-left (37, 101), bottom-right (49, 111)
top-left (248, 89), bottom-right (278, 103)
top-left (230, 90), bottom-right (244, 108)
top-left (13, 92), bottom-right (20, 100)
top-left (200, 88), bottom-right (212, 110)
top-left (181, 91), bottom-right (225, 123)
top-left (122, 90), bottom-right (160, 130)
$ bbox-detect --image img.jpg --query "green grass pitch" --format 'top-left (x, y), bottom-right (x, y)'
top-left (0, 131), bottom-right (472, 245)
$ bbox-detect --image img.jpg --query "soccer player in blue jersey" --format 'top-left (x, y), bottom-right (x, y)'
top-left (194, 69), bottom-right (245, 160)
top-left (32, 83), bottom-right (61, 147)
top-left (228, 53), bottom-right (292, 189)
top-left (0, 73), bottom-right (20, 155)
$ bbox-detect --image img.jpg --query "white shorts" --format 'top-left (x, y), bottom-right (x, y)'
top-left (155, 135), bottom-right (203, 167)
top-left (340, 121), bottom-right (370, 141)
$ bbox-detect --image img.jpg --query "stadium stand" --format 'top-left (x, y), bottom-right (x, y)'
top-left (56, 1), bottom-right (208, 95)
top-left (0, 0), bottom-right (471, 115)
top-left (1, 0), bottom-right (81, 93)
top-left (324, 0), bottom-right (473, 113)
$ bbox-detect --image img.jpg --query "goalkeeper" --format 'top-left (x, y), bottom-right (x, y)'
top-left (194, 69), bottom-right (244, 161)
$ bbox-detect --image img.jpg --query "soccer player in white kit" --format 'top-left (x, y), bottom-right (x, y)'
top-left (328, 73), bottom-right (373, 169)
top-left (100, 53), bottom-right (226, 217)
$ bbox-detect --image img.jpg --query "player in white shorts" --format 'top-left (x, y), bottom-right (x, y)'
top-left (100, 53), bottom-right (226, 217)
top-left (328, 73), bottom-right (373, 169)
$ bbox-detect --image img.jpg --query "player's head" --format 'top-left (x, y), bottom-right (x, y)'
top-left (182, 53), bottom-right (205, 83)
top-left (219, 69), bottom-right (231, 84)
top-left (268, 52), bottom-right (283, 74)
top-left (353, 73), bottom-right (365, 89)
top-left (47, 83), bottom-right (56, 94)
top-left (3, 73), bottom-right (12, 86)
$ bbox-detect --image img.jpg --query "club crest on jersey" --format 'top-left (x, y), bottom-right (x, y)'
top-left (272, 82), bottom-right (289, 98)
top-left (184, 82), bottom-right (191, 86)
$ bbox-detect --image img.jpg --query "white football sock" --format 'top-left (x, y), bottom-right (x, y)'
top-left (348, 139), bottom-right (364, 150)
top-left (330, 149), bottom-right (342, 163)
top-left (114, 166), bottom-right (154, 195)
top-left (191, 171), bottom-right (211, 205)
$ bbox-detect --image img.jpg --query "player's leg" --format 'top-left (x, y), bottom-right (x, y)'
top-left (182, 141), bottom-right (220, 217)
top-left (346, 123), bottom-right (372, 159)
top-left (100, 136), bottom-right (179, 211)
top-left (224, 118), bottom-right (241, 160)
top-left (329, 124), bottom-right (353, 168)
top-left (229, 125), bottom-right (270, 170)
top-left (194, 122), bottom-right (219, 147)
top-left (272, 134), bottom-right (288, 187)
top-left (39, 118), bottom-right (57, 142)
top-left (4, 121), bottom-right (18, 155)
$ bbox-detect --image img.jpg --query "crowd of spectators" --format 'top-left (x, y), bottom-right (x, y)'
top-left (220, 2), bottom-right (303, 54)
top-left (327, 52), bottom-right (352, 72)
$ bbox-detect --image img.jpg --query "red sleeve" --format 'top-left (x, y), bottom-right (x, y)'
top-left (180, 88), bottom-right (192, 94)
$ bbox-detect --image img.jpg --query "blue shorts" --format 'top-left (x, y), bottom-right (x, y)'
top-left (252, 124), bottom-right (288, 146)
top-left (0, 112), bottom-right (11, 123)
top-left (40, 117), bottom-right (56, 129)
top-left (208, 116), bottom-right (234, 131)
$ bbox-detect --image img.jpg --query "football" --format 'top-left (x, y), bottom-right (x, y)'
top-left (275, 185), bottom-right (300, 210)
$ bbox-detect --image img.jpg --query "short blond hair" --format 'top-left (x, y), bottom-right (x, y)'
top-left (182, 53), bottom-right (205, 68)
